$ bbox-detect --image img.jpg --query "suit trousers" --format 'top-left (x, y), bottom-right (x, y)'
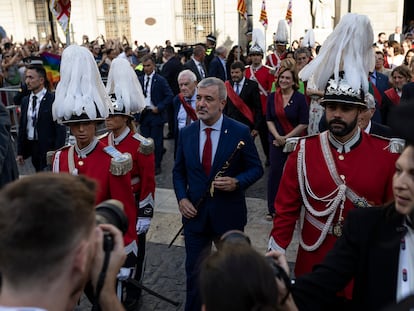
top-left (184, 229), bottom-right (215, 311)
top-left (140, 122), bottom-right (164, 169)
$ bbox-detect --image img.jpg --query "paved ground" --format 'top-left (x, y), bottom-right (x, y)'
top-left (16, 126), bottom-right (300, 311)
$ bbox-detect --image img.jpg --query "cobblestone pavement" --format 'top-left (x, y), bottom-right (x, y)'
top-left (16, 127), bottom-right (299, 311)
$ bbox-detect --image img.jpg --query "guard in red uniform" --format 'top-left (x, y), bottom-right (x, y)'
top-left (266, 20), bottom-right (288, 72)
top-left (102, 58), bottom-right (155, 306)
top-left (51, 45), bottom-right (138, 310)
top-left (268, 13), bottom-right (404, 304)
top-left (245, 29), bottom-right (274, 165)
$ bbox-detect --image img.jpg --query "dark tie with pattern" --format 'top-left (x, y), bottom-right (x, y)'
top-left (235, 83), bottom-right (240, 95)
top-left (202, 128), bottom-right (212, 175)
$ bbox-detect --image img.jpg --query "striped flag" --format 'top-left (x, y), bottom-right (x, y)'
top-left (259, 0), bottom-right (268, 29)
top-left (285, 0), bottom-right (292, 25)
top-left (49, 0), bottom-right (71, 34)
top-left (237, 0), bottom-right (247, 20)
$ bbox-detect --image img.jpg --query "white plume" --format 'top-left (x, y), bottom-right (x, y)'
top-left (273, 20), bottom-right (289, 43)
top-left (301, 29), bottom-right (315, 48)
top-left (106, 58), bottom-right (145, 114)
top-left (251, 28), bottom-right (266, 53)
top-left (52, 45), bottom-right (112, 122)
top-left (299, 13), bottom-right (375, 94)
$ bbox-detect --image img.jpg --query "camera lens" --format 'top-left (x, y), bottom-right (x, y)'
top-left (95, 199), bottom-right (128, 235)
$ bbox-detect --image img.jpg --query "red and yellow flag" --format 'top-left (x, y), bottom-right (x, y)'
top-left (285, 0), bottom-right (292, 25)
top-left (259, 0), bottom-right (268, 29)
top-left (237, 0), bottom-right (247, 20)
top-left (49, 0), bottom-right (71, 34)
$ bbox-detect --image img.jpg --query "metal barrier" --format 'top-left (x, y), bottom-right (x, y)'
top-left (1, 86), bottom-right (21, 140)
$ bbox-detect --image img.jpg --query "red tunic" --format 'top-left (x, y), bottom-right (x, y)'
top-left (270, 131), bottom-right (398, 298)
top-left (53, 141), bottom-right (137, 246)
top-left (245, 65), bottom-right (274, 115)
top-left (266, 52), bottom-right (286, 69)
top-left (100, 131), bottom-right (155, 217)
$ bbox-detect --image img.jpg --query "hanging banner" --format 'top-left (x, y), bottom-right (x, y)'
top-left (49, 0), bottom-right (71, 34)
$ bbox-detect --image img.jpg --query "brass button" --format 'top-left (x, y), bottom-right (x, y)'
top-left (78, 160), bottom-right (84, 166)
top-left (338, 155), bottom-right (344, 160)
top-left (340, 174), bottom-right (345, 180)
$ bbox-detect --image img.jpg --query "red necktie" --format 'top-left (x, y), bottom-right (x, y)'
top-left (202, 128), bottom-right (212, 175)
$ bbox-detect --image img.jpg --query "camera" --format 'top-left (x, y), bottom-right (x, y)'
top-left (95, 199), bottom-right (128, 251)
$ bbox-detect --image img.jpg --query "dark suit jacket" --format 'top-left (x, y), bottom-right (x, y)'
top-left (389, 33), bottom-right (405, 44)
top-left (160, 56), bottom-right (183, 95)
top-left (138, 73), bottom-right (174, 125)
top-left (173, 116), bottom-right (263, 234)
top-left (183, 58), bottom-right (206, 82)
top-left (401, 82), bottom-right (414, 103)
top-left (224, 79), bottom-right (263, 130)
top-left (293, 204), bottom-right (407, 311)
top-left (17, 91), bottom-right (66, 166)
top-left (0, 103), bottom-right (18, 188)
top-left (208, 56), bottom-right (228, 81)
top-left (370, 121), bottom-right (393, 138)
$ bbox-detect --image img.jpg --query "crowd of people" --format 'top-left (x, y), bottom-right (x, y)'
top-left (1, 12), bottom-right (414, 311)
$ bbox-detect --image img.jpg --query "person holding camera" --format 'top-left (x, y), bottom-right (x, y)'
top-left (0, 172), bottom-right (126, 311)
top-left (200, 230), bottom-right (298, 311)
top-left (51, 45), bottom-right (138, 310)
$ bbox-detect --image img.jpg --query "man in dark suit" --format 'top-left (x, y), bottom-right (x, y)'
top-left (172, 69), bottom-right (198, 155)
top-left (291, 103), bottom-right (414, 311)
top-left (16, 65), bottom-right (66, 171)
top-left (160, 46), bottom-right (183, 139)
top-left (224, 61), bottom-right (262, 137)
top-left (173, 77), bottom-right (263, 311)
top-left (183, 44), bottom-right (207, 82)
top-left (207, 46), bottom-right (228, 81)
top-left (359, 93), bottom-right (393, 137)
top-left (389, 26), bottom-right (405, 44)
top-left (138, 55), bottom-right (173, 175)
top-left (0, 103), bottom-right (18, 188)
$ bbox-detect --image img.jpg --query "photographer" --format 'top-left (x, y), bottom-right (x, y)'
top-left (0, 173), bottom-right (126, 311)
top-left (199, 230), bottom-right (298, 311)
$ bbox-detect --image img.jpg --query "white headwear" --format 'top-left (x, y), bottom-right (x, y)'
top-left (249, 28), bottom-right (266, 55)
top-left (106, 58), bottom-right (145, 116)
top-left (53, 45), bottom-right (112, 123)
top-left (301, 29), bottom-right (316, 48)
top-left (299, 13), bottom-right (375, 102)
top-left (273, 20), bottom-right (289, 45)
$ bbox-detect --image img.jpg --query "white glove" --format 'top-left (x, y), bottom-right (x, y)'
top-left (136, 217), bottom-right (151, 235)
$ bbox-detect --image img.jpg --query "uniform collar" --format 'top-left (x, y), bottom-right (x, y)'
top-left (328, 127), bottom-right (362, 153)
top-left (112, 127), bottom-right (130, 145)
top-left (75, 137), bottom-right (99, 158)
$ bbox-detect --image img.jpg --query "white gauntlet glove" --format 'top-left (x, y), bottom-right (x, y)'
top-left (136, 217), bottom-right (151, 235)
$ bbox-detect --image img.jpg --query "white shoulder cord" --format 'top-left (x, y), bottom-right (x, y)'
top-left (297, 138), bottom-right (346, 251)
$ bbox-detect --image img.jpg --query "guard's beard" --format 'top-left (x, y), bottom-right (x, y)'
top-left (328, 117), bottom-right (358, 137)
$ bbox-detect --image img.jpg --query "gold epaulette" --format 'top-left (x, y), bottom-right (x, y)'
top-left (370, 134), bottom-right (405, 154)
top-left (133, 133), bottom-right (154, 155)
top-left (103, 145), bottom-right (133, 176)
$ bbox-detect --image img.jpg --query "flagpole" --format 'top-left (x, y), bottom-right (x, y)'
top-left (66, 23), bottom-right (70, 46)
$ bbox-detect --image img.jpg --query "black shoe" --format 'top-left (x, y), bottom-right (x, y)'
top-left (155, 167), bottom-right (162, 175)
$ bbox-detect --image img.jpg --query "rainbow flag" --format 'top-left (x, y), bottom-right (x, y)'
top-left (40, 52), bottom-right (61, 85)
